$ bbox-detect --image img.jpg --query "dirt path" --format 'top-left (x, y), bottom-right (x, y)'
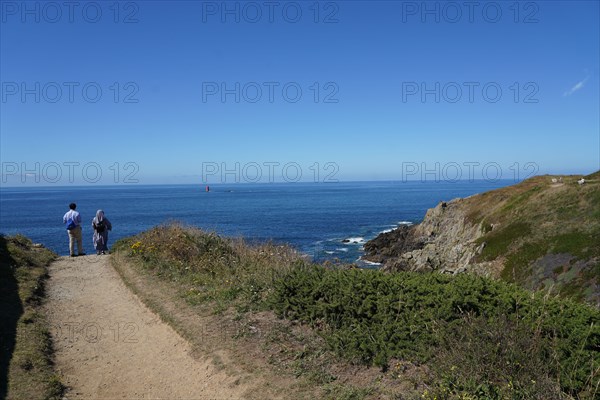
top-left (45, 255), bottom-right (248, 399)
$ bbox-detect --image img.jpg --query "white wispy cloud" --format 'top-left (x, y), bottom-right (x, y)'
top-left (563, 76), bottom-right (590, 96)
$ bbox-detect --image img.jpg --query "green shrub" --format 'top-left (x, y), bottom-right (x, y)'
top-left (270, 266), bottom-right (600, 398)
top-left (427, 314), bottom-right (564, 400)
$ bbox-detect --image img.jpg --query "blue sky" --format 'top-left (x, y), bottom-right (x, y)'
top-left (1, 0), bottom-right (599, 185)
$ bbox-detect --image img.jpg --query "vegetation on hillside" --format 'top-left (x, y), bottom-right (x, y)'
top-left (271, 266), bottom-right (599, 399)
top-left (464, 173), bottom-right (600, 304)
top-left (0, 235), bottom-right (62, 400)
top-left (120, 224), bottom-right (304, 312)
top-left (115, 223), bottom-right (600, 399)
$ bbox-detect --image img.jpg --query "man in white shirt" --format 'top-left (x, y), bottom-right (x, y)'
top-left (63, 203), bottom-right (85, 257)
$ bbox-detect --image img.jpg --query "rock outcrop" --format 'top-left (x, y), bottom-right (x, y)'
top-left (363, 171), bottom-right (600, 305)
top-left (364, 199), bottom-right (494, 275)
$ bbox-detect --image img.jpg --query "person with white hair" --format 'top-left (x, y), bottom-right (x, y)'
top-left (92, 210), bottom-right (113, 255)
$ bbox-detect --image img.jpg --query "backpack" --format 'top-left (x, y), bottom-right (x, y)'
top-left (66, 218), bottom-right (76, 230)
top-left (95, 219), bottom-right (106, 233)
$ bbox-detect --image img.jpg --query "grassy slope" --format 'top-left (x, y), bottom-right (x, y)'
top-left (0, 235), bottom-right (62, 400)
top-left (463, 172), bottom-right (600, 303)
top-left (114, 223), bottom-right (600, 400)
top-left (112, 224), bottom-right (410, 399)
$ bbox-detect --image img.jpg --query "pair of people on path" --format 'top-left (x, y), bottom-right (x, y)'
top-left (63, 203), bottom-right (112, 256)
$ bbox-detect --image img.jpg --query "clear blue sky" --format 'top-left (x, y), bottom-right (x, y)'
top-left (1, 0), bottom-right (599, 185)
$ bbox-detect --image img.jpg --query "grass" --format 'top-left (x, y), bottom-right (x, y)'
top-left (114, 223), bottom-right (600, 399)
top-left (477, 221), bottom-right (532, 261)
top-left (0, 234), bottom-right (62, 400)
top-left (500, 184), bottom-right (543, 214)
top-left (463, 173), bottom-right (600, 304)
top-left (501, 240), bottom-right (548, 283)
top-left (114, 223), bottom-right (306, 313)
top-left (553, 231), bottom-right (599, 258)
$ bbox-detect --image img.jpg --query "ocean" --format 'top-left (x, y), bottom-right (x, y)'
top-left (0, 181), bottom-right (512, 265)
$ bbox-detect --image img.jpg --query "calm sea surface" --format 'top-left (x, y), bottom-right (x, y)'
top-left (0, 181), bottom-right (512, 265)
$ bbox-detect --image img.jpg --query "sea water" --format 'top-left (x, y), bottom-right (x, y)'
top-left (0, 181), bottom-right (512, 265)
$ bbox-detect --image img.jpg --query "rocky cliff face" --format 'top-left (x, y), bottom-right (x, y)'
top-left (364, 199), bottom-right (497, 275)
top-left (363, 172), bottom-right (600, 305)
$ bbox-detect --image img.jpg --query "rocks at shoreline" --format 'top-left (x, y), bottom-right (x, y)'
top-left (363, 200), bottom-right (491, 275)
top-left (361, 172), bottom-right (600, 305)
top-left (362, 224), bottom-right (424, 265)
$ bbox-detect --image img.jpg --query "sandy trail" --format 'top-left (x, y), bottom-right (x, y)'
top-left (45, 255), bottom-right (246, 399)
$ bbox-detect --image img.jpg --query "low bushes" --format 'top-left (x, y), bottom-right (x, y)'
top-left (113, 223), bottom-right (306, 311)
top-left (116, 224), bottom-right (600, 399)
top-left (270, 266), bottom-right (600, 398)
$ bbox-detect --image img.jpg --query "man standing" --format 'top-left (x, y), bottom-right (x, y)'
top-left (63, 203), bottom-right (85, 257)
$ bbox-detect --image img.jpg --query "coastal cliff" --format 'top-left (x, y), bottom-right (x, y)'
top-left (364, 171), bottom-right (600, 305)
